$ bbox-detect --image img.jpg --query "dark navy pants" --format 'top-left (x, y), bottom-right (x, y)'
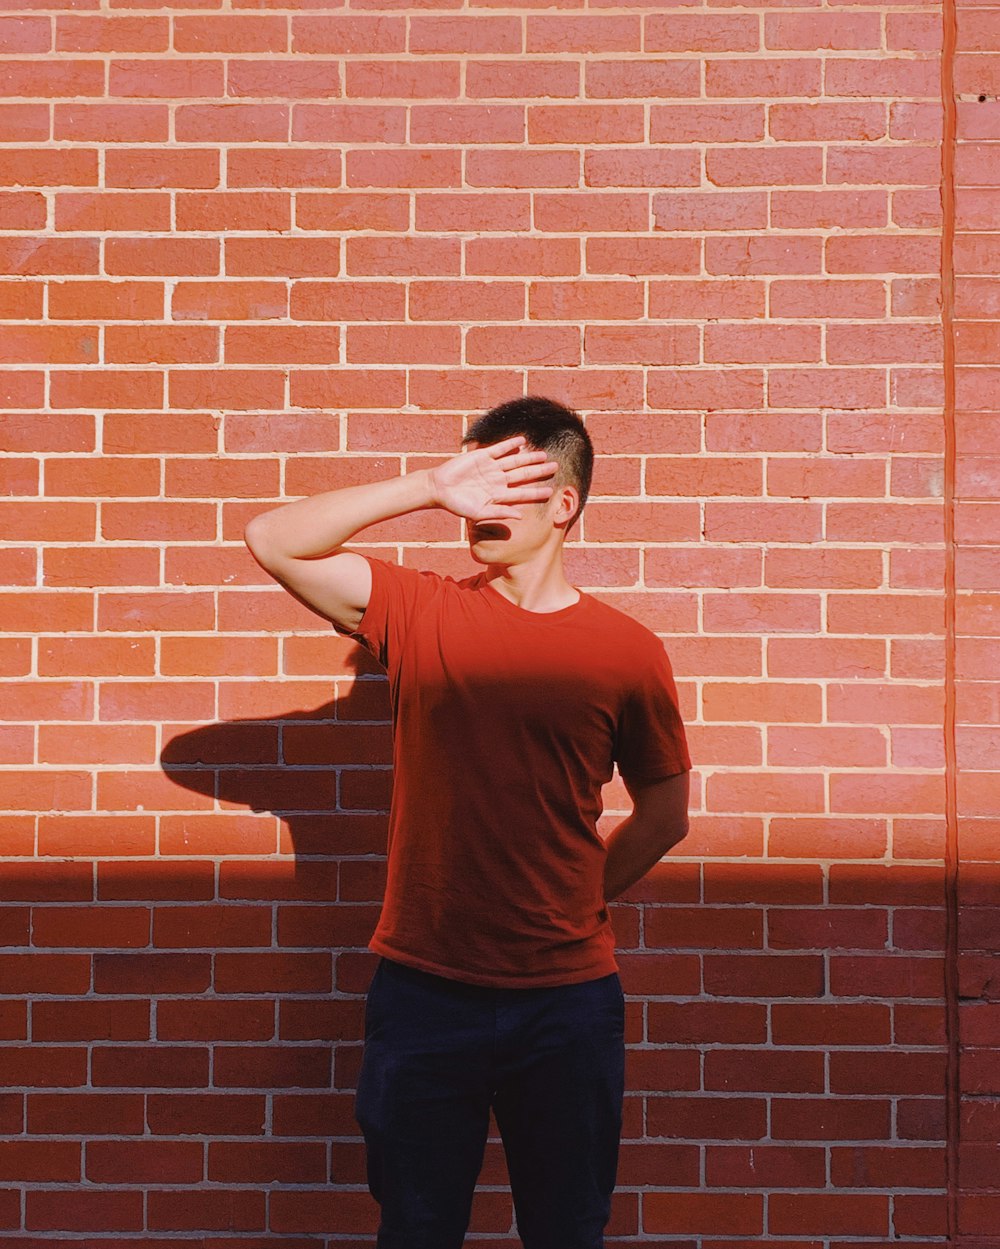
top-left (355, 957), bottom-right (625, 1249)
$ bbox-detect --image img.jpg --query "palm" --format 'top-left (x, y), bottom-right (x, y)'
top-left (431, 436), bottom-right (559, 522)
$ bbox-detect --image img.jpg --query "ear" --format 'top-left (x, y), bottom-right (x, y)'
top-left (552, 482), bottom-right (579, 528)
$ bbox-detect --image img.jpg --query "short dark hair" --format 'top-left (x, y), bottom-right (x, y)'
top-left (463, 395), bottom-right (593, 532)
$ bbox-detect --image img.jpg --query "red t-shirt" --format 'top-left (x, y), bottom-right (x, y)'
top-left (342, 556), bottom-right (690, 988)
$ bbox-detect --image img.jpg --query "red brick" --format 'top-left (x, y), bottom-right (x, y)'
top-left (825, 57), bottom-right (940, 99)
top-left (147, 1189), bottom-right (267, 1233)
top-left (646, 1094), bottom-right (768, 1142)
top-left (0, 456), bottom-right (36, 497)
top-left (0, 279), bottom-right (43, 318)
top-left (208, 1140), bottom-right (326, 1184)
top-left (5, 1038), bottom-right (89, 1095)
top-left (288, 367), bottom-right (404, 412)
top-left (48, 280), bottom-right (164, 321)
top-left (828, 1049), bottom-right (948, 1099)
top-left (110, 60), bottom-right (223, 100)
top-left (105, 237), bottom-right (219, 277)
top-left (228, 149), bottom-right (341, 190)
top-left (270, 1189), bottom-right (377, 1235)
top-left (773, 1003), bottom-right (892, 1047)
top-left (147, 1093), bottom-right (265, 1137)
top-left (169, 370), bottom-right (285, 412)
top-left (56, 190), bottom-right (171, 233)
top-left (769, 809), bottom-right (883, 859)
top-left (899, 1193), bottom-right (949, 1236)
top-left (157, 1000), bottom-right (276, 1042)
top-left (44, 459), bottom-right (157, 497)
top-left (705, 1047), bottom-right (825, 1092)
top-left (831, 863), bottom-right (944, 908)
top-left (105, 148), bottom-right (218, 190)
top-left (53, 102), bottom-right (166, 143)
top-left (0, 593), bottom-right (94, 634)
top-left (228, 59), bottom-right (340, 99)
top-left (213, 1045), bottom-right (332, 1090)
top-left (271, 1090), bottom-right (359, 1137)
top-left (647, 994), bottom-right (767, 1044)
top-left (0, 102), bottom-right (48, 142)
top-left (618, 1141), bottom-right (699, 1186)
top-left (105, 325), bottom-right (219, 366)
top-left (0, 59), bottom-right (104, 98)
top-left (174, 192), bottom-right (288, 233)
top-left (87, 1140), bottom-right (203, 1185)
top-left (525, 15), bottom-right (639, 53)
top-left (299, 194), bottom-right (407, 236)
top-left (0, 189), bottom-right (46, 229)
top-left (293, 15), bottom-right (404, 54)
top-left (773, 1096), bottom-right (892, 1141)
top-left (38, 634), bottom-right (152, 679)
top-left (26, 1189), bottom-right (143, 1232)
top-left (765, 547), bottom-right (883, 589)
top-left (226, 236), bottom-right (340, 279)
top-left (32, 906), bottom-right (150, 949)
top-left (57, 15), bottom-right (168, 53)
top-left (584, 324), bottom-right (694, 364)
top-left (278, 996), bottom-right (367, 1041)
top-left (645, 1192), bottom-right (763, 1236)
top-left (0, 16), bottom-right (51, 52)
top-left (176, 103), bottom-right (289, 143)
top-left (466, 149), bottom-right (580, 189)
top-left (766, 12), bottom-right (881, 51)
top-left (174, 14), bottom-right (287, 53)
top-left (409, 104), bottom-right (521, 147)
top-left (705, 1144), bottom-right (826, 1189)
top-left (0, 237), bottom-right (99, 277)
top-left (27, 1092), bottom-right (144, 1135)
top-left (770, 1193), bottom-right (889, 1236)
top-left (347, 59), bottom-right (459, 100)
top-left (704, 955), bottom-right (826, 1000)
top-left (170, 280), bottom-right (286, 322)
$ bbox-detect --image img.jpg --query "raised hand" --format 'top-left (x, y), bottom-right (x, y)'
top-left (428, 436), bottom-right (560, 523)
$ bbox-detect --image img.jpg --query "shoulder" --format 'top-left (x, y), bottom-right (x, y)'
top-left (582, 593), bottom-right (668, 654)
top-left (366, 554), bottom-right (484, 600)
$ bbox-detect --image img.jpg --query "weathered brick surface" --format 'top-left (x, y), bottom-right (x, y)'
top-left (1, 0), bottom-right (997, 1244)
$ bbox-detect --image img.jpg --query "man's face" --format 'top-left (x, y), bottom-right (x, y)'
top-left (464, 440), bottom-right (569, 566)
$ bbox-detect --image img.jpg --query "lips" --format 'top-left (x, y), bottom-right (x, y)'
top-left (471, 523), bottom-right (508, 540)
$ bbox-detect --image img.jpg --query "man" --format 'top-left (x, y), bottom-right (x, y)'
top-left (244, 395), bottom-right (691, 1249)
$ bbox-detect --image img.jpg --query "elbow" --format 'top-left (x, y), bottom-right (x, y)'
top-left (243, 515), bottom-right (275, 564)
top-left (243, 515), bottom-right (264, 552)
top-left (663, 820), bottom-right (689, 852)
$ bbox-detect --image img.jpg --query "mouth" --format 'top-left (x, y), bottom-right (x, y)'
top-left (470, 523), bottom-right (510, 541)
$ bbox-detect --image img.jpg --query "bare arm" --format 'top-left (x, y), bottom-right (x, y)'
top-left (602, 771), bottom-right (690, 901)
top-left (243, 437), bottom-right (558, 632)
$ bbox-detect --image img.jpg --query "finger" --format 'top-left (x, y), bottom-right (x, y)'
top-left (504, 487), bottom-right (554, 503)
top-left (501, 450), bottom-right (552, 472)
top-left (485, 435), bottom-right (527, 458)
top-left (504, 460), bottom-right (559, 483)
top-left (480, 507), bottom-right (523, 521)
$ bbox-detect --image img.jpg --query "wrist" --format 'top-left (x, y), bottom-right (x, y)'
top-left (414, 465), bottom-right (441, 510)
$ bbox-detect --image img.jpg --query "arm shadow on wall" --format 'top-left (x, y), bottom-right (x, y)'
top-left (158, 642), bottom-right (392, 987)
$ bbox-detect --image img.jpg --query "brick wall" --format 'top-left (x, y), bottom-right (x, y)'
top-left (1, 0), bottom-right (997, 1244)
top-left (953, 0), bottom-right (1000, 1244)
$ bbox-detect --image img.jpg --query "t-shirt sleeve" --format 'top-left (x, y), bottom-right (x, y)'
top-left (339, 555), bottom-right (441, 672)
top-left (614, 642), bottom-right (691, 786)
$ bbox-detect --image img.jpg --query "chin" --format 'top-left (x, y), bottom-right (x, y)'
top-left (468, 538), bottom-right (516, 566)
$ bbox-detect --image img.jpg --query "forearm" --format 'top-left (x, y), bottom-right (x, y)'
top-left (245, 468), bottom-right (436, 561)
top-left (603, 809), bottom-right (688, 902)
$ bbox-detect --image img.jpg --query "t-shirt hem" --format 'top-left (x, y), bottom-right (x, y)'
top-left (369, 937), bottom-right (619, 989)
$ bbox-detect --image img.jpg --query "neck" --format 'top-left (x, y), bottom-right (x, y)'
top-left (486, 550), bottom-right (579, 613)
